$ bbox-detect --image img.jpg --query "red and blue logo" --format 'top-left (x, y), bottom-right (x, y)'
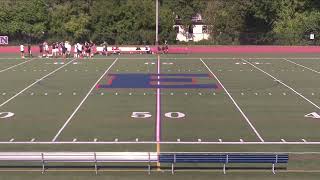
top-left (97, 73), bottom-right (218, 89)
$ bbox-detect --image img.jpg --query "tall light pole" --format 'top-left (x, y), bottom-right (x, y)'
top-left (155, 0), bottom-right (159, 45)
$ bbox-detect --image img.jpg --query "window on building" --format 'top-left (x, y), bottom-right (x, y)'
top-left (202, 26), bottom-right (208, 33)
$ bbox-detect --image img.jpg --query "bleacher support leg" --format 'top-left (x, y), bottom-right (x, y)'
top-left (148, 164), bottom-right (151, 175)
top-left (94, 153), bottom-right (98, 175)
top-left (171, 163), bottom-right (175, 175)
top-left (272, 164), bottom-right (275, 174)
top-left (41, 153), bottom-right (45, 174)
top-left (148, 152), bottom-right (151, 175)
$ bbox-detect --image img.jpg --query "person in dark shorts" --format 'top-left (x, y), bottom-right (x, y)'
top-left (61, 42), bottom-right (67, 60)
top-left (27, 44), bottom-right (32, 58)
top-left (85, 42), bottom-right (90, 58)
top-left (39, 43), bottom-right (43, 57)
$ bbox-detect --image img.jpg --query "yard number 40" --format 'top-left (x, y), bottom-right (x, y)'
top-left (304, 112), bottom-right (320, 119)
top-left (131, 112), bottom-right (185, 119)
top-left (0, 112), bottom-right (15, 119)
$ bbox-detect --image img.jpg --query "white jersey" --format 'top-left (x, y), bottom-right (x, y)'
top-left (20, 45), bottom-right (24, 51)
top-left (66, 43), bottom-right (71, 52)
top-left (44, 44), bottom-right (49, 51)
top-left (78, 44), bottom-right (83, 51)
top-left (74, 45), bottom-right (78, 53)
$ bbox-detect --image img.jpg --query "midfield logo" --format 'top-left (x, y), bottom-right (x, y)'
top-left (98, 73), bottom-right (218, 89)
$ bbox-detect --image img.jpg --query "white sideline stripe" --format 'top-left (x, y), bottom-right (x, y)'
top-left (284, 58), bottom-right (320, 74)
top-left (0, 59), bottom-right (33, 73)
top-left (242, 59), bottom-right (320, 110)
top-left (156, 56), bottom-right (161, 142)
top-left (52, 58), bottom-right (118, 142)
top-left (0, 141), bottom-right (319, 145)
top-left (0, 59), bottom-right (75, 108)
top-left (200, 58), bottom-right (264, 142)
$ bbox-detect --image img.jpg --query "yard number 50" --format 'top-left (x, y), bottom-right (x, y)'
top-left (131, 112), bottom-right (185, 119)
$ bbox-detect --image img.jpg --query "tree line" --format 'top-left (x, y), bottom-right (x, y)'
top-left (1, 0), bottom-right (320, 45)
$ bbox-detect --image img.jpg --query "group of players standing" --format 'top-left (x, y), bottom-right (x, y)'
top-left (20, 41), bottom-right (96, 59)
top-left (39, 41), bottom-right (95, 59)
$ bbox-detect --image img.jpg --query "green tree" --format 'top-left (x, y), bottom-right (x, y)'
top-left (0, 0), bottom-right (48, 43)
top-left (204, 0), bottom-right (251, 44)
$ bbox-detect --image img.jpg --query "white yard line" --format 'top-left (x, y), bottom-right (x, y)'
top-left (0, 59), bottom-right (33, 73)
top-left (1, 141), bottom-right (320, 145)
top-left (52, 58), bottom-right (119, 142)
top-left (242, 59), bottom-right (320, 110)
top-left (284, 58), bottom-right (320, 74)
top-left (200, 58), bottom-right (264, 142)
top-left (0, 59), bottom-right (76, 108)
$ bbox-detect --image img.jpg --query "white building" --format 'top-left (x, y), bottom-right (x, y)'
top-left (174, 14), bottom-right (210, 42)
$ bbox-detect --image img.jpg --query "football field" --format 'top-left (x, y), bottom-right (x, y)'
top-left (1, 54), bottom-right (320, 177)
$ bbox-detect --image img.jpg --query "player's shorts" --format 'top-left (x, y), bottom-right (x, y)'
top-left (20, 51), bottom-right (24, 53)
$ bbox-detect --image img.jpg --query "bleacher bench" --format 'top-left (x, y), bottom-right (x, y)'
top-left (159, 153), bottom-right (289, 174)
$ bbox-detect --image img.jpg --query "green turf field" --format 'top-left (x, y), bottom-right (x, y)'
top-left (1, 54), bottom-right (320, 178)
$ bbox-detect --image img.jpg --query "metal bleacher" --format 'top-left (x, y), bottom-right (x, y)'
top-left (0, 152), bottom-right (288, 174)
top-left (159, 153), bottom-right (289, 174)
